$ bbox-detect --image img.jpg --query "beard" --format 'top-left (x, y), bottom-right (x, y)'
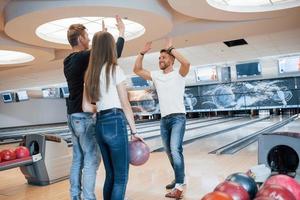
top-left (159, 62), bottom-right (169, 70)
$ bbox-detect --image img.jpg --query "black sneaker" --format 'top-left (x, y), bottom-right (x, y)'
top-left (165, 180), bottom-right (176, 189)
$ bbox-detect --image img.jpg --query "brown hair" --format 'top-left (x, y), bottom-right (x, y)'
top-left (84, 31), bottom-right (117, 102)
top-left (67, 24), bottom-right (87, 47)
top-left (160, 49), bottom-right (175, 59)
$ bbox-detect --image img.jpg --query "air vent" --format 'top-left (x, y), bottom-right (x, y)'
top-left (223, 39), bottom-right (248, 47)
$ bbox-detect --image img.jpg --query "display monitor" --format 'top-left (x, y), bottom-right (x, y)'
top-left (1, 92), bottom-right (13, 103)
top-left (42, 88), bottom-right (60, 98)
top-left (60, 87), bottom-right (69, 98)
top-left (221, 66), bottom-right (231, 82)
top-left (195, 66), bottom-right (218, 82)
top-left (16, 90), bottom-right (29, 101)
top-left (236, 62), bottom-right (261, 78)
top-left (278, 56), bottom-right (300, 74)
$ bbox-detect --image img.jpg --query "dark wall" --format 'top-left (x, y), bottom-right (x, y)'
top-left (129, 77), bottom-right (300, 114)
top-left (185, 77), bottom-right (300, 111)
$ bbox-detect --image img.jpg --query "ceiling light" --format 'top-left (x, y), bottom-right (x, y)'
top-left (36, 17), bottom-right (145, 45)
top-left (207, 0), bottom-right (300, 12)
top-left (0, 50), bottom-right (34, 65)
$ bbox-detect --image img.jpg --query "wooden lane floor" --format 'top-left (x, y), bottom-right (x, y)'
top-left (0, 138), bottom-right (257, 200)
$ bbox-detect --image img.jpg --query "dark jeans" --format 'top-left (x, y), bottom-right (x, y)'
top-left (95, 108), bottom-right (129, 200)
top-left (160, 113), bottom-right (186, 184)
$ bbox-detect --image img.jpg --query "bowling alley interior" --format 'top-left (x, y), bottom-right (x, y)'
top-left (1, 0), bottom-right (300, 200)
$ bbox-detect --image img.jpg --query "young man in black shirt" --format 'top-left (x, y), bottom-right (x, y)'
top-left (64, 16), bottom-right (125, 200)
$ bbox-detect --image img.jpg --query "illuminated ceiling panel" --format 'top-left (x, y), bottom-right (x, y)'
top-left (0, 50), bottom-right (34, 65)
top-left (36, 17), bottom-right (145, 45)
top-left (208, 0), bottom-right (300, 12)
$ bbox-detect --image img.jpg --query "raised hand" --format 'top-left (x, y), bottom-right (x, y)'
top-left (115, 15), bottom-right (125, 37)
top-left (165, 37), bottom-right (173, 49)
top-left (140, 42), bottom-right (152, 55)
top-left (102, 20), bottom-right (107, 32)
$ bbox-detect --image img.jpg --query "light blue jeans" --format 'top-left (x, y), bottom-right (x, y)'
top-left (68, 112), bottom-right (101, 200)
top-left (160, 113), bottom-right (186, 184)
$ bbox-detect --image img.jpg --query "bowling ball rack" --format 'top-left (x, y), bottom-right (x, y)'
top-left (0, 153), bottom-right (42, 171)
top-left (0, 134), bottom-right (71, 186)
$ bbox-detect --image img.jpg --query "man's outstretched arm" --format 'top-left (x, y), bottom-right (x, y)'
top-left (133, 42), bottom-right (152, 81)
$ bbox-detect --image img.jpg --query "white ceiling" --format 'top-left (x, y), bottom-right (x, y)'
top-left (0, 0), bottom-right (300, 91)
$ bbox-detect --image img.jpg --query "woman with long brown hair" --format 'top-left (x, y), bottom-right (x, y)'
top-left (84, 31), bottom-right (139, 200)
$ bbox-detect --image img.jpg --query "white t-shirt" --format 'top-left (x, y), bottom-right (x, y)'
top-left (96, 65), bottom-right (126, 111)
top-left (151, 69), bottom-right (186, 117)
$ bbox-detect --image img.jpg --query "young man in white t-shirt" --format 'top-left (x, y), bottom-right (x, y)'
top-left (133, 39), bottom-right (190, 199)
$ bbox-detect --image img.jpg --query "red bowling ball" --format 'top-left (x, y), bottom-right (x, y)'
top-left (15, 146), bottom-right (30, 159)
top-left (264, 175), bottom-right (300, 200)
top-left (256, 184), bottom-right (296, 200)
top-left (129, 139), bottom-right (150, 166)
top-left (214, 181), bottom-right (250, 200)
top-left (202, 191), bottom-right (233, 200)
top-left (0, 149), bottom-right (17, 161)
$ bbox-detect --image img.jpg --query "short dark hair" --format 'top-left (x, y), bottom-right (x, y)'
top-left (67, 24), bottom-right (87, 47)
top-left (160, 49), bottom-right (175, 58)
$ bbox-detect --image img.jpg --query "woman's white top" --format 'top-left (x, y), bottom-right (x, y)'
top-left (96, 65), bottom-right (126, 111)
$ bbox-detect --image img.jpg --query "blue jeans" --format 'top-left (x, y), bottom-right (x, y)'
top-left (95, 108), bottom-right (129, 200)
top-left (160, 113), bottom-right (186, 184)
top-left (68, 112), bottom-right (101, 200)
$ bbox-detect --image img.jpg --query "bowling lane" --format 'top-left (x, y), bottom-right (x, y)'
top-left (0, 123), bottom-right (67, 133)
top-left (135, 117), bottom-right (223, 130)
top-left (1, 115), bottom-right (295, 200)
top-left (128, 116), bottom-right (281, 199)
top-left (194, 115), bottom-right (289, 153)
top-left (136, 117), bottom-right (241, 137)
top-left (0, 117), bottom-right (222, 144)
top-left (0, 117), bottom-right (221, 139)
top-left (146, 116), bottom-right (270, 151)
top-left (273, 116), bottom-right (300, 132)
top-left (240, 115), bottom-right (300, 153)
top-left (0, 124), bottom-right (68, 137)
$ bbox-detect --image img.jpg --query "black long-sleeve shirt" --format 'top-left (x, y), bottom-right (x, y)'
top-left (63, 37), bottom-right (125, 114)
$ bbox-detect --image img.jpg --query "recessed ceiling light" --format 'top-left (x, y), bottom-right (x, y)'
top-left (207, 0), bottom-right (300, 12)
top-left (36, 17), bottom-right (145, 45)
top-left (0, 50), bottom-right (35, 65)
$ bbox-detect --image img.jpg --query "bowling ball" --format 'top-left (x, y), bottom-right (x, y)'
top-left (0, 149), bottom-right (16, 161)
top-left (15, 146), bottom-right (30, 158)
top-left (256, 184), bottom-right (296, 200)
top-left (264, 175), bottom-right (300, 200)
top-left (202, 191), bottom-right (233, 200)
top-left (226, 172), bottom-right (258, 199)
top-left (129, 140), bottom-right (150, 166)
top-left (214, 181), bottom-right (250, 200)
